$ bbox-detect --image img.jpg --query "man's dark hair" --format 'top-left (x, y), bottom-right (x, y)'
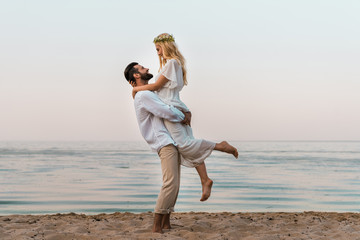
top-left (124, 62), bottom-right (139, 84)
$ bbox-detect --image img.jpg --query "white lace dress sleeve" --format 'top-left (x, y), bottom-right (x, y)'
top-left (156, 59), bottom-right (189, 112)
top-left (161, 59), bottom-right (178, 89)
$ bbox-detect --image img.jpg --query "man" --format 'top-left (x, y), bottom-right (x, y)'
top-left (124, 62), bottom-right (191, 233)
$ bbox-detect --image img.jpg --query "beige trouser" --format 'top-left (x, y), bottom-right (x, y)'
top-left (154, 144), bottom-right (181, 214)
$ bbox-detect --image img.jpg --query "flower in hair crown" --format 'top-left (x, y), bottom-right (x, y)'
top-left (153, 34), bottom-right (175, 43)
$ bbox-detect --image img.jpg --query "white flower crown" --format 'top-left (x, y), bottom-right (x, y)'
top-left (153, 34), bottom-right (175, 43)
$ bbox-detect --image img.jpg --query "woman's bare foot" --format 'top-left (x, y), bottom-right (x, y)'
top-left (200, 179), bottom-right (213, 201)
top-left (215, 141), bottom-right (238, 158)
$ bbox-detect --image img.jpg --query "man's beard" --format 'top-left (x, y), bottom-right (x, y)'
top-left (141, 73), bottom-right (153, 81)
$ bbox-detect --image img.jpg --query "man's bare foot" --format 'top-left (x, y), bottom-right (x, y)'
top-left (161, 214), bottom-right (171, 229)
top-left (162, 224), bottom-right (171, 229)
top-left (152, 214), bottom-right (163, 233)
top-left (152, 225), bottom-right (163, 233)
top-left (215, 141), bottom-right (238, 158)
top-left (200, 179), bottom-right (213, 201)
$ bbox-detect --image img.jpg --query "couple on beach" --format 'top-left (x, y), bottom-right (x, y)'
top-left (124, 33), bottom-right (238, 233)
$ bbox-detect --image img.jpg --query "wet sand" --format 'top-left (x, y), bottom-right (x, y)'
top-left (1, 211), bottom-right (359, 240)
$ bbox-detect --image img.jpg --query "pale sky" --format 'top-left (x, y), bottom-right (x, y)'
top-left (1, 0), bottom-right (359, 141)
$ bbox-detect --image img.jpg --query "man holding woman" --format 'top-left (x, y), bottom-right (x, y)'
top-left (124, 33), bottom-right (238, 233)
top-left (124, 62), bottom-right (190, 233)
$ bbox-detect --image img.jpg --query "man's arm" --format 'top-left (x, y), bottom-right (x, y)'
top-left (139, 91), bottom-right (184, 122)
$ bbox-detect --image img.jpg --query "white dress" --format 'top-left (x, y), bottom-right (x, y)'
top-left (155, 59), bottom-right (216, 168)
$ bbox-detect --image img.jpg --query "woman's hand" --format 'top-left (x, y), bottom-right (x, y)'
top-left (129, 82), bottom-right (137, 99)
top-left (131, 85), bottom-right (139, 99)
top-left (132, 87), bottom-right (138, 99)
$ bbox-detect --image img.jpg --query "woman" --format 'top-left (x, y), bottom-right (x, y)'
top-left (132, 33), bottom-right (238, 201)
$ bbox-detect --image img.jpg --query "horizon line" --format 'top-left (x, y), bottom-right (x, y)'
top-left (1, 140), bottom-right (359, 142)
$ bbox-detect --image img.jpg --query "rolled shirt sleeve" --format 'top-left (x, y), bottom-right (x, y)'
top-left (138, 91), bottom-right (184, 122)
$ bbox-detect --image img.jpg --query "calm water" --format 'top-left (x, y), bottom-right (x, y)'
top-left (0, 141), bottom-right (359, 215)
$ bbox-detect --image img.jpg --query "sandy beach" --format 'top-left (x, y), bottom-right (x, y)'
top-left (1, 211), bottom-right (359, 240)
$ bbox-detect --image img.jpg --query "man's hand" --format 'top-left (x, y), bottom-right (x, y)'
top-left (181, 111), bottom-right (192, 126)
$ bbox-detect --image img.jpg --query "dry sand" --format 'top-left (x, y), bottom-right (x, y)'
top-left (1, 211), bottom-right (359, 240)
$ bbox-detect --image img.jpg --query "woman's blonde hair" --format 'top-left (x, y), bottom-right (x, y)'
top-left (154, 33), bottom-right (187, 85)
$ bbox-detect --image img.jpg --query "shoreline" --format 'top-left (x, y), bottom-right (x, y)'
top-left (1, 211), bottom-right (359, 239)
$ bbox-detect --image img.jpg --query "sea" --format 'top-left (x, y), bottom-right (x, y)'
top-left (0, 141), bottom-right (359, 215)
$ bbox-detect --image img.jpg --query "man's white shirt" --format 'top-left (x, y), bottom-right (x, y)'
top-left (134, 90), bottom-right (185, 152)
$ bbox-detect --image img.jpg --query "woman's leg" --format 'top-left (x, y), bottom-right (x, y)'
top-left (214, 141), bottom-right (239, 158)
top-left (164, 121), bottom-right (216, 167)
top-left (195, 162), bottom-right (213, 201)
